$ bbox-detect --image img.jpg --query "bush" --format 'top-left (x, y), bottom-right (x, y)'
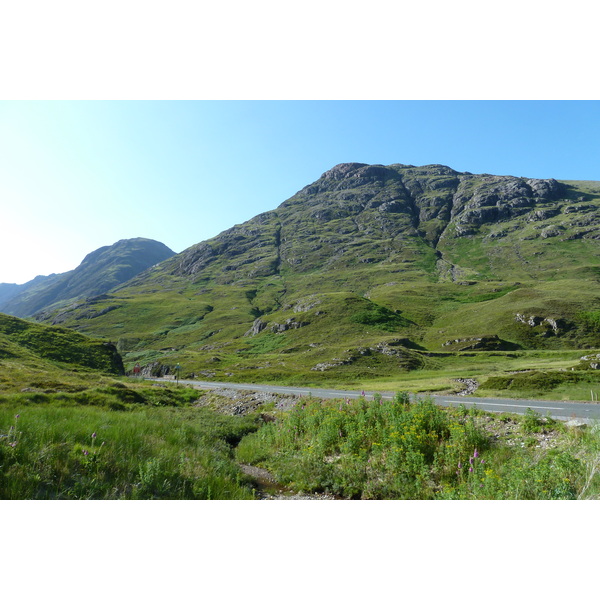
top-left (237, 396), bottom-right (486, 499)
top-left (393, 391), bottom-right (410, 405)
top-left (350, 304), bottom-right (410, 331)
top-left (522, 408), bottom-right (543, 433)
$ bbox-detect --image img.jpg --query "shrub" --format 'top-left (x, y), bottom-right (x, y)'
top-left (393, 391), bottom-right (410, 405)
top-left (522, 408), bottom-right (543, 433)
top-left (350, 304), bottom-right (410, 331)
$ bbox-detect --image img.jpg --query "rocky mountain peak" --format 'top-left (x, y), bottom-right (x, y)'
top-left (321, 163), bottom-right (370, 179)
top-left (161, 163), bottom-right (581, 284)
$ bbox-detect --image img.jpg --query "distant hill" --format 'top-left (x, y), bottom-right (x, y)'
top-left (36, 163), bottom-right (600, 384)
top-left (0, 283), bottom-right (21, 305)
top-left (0, 238), bottom-right (175, 318)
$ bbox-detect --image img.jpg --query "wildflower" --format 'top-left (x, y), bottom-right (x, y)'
top-left (469, 467), bottom-right (473, 473)
top-left (91, 432), bottom-right (97, 439)
top-left (473, 449), bottom-right (479, 458)
top-left (9, 441), bottom-right (17, 448)
top-left (469, 457), bottom-right (474, 465)
top-left (83, 450), bottom-right (89, 456)
top-left (481, 459), bottom-right (485, 464)
top-left (15, 414), bottom-right (20, 419)
top-left (458, 462), bottom-right (462, 469)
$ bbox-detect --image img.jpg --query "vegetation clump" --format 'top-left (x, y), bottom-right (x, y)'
top-left (349, 301), bottom-right (411, 332)
top-left (236, 396), bottom-right (593, 499)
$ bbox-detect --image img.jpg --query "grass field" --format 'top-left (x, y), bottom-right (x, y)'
top-left (0, 383), bottom-right (260, 499)
top-left (4, 379), bottom-right (600, 500)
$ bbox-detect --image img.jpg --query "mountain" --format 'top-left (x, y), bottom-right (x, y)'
top-left (0, 238), bottom-right (175, 318)
top-left (37, 163), bottom-right (600, 385)
top-left (0, 283), bottom-right (21, 305)
top-left (0, 274), bottom-right (59, 310)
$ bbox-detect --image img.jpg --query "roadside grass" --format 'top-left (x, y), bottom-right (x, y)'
top-left (478, 374), bottom-right (600, 403)
top-left (0, 393), bottom-right (260, 499)
top-left (235, 395), bottom-right (600, 499)
top-left (169, 347), bottom-right (598, 402)
top-left (3, 359), bottom-right (600, 500)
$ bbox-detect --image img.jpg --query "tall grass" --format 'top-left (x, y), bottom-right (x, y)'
top-left (4, 384), bottom-right (600, 500)
top-left (0, 404), bottom-right (259, 499)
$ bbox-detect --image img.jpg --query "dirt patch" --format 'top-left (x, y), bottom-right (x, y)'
top-left (453, 378), bottom-right (480, 396)
top-left (475, 414), bottom-right (562, 450)
top-left (193, 388), bottom-right (300, 415)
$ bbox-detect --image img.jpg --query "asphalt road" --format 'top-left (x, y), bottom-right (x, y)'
top-left (157, 378), bottom-right (600, 423)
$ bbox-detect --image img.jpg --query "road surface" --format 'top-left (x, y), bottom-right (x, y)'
top-left (153, 378), bottom-right (600, 423)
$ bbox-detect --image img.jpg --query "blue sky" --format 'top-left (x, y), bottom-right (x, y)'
top-left (1, 100), bottom-right (599, 283)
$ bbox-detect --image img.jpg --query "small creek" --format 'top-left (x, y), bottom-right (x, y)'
top-left (239, 464), bottom-right (341, 500)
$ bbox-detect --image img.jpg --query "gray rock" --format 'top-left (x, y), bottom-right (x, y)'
top-left (565, 419), bottom-right (588, 428)
top-left (270, 318), bottom-right (309, 333)
top-left (245, 318), bottom-right (267, 337)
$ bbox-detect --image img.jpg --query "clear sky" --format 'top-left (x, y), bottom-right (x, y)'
top-left (1, 100), bottom-right (599, 284)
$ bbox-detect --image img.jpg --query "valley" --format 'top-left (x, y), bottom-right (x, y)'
top-left (27, 163), bottom-right (600, 402)
top-left (3, 162), bottom-right (600, 499)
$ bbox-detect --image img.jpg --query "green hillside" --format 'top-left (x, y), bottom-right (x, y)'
top-left (36, 163), bottom-right (600, 397)
top-left (0, 312), bottom-right (124, 395)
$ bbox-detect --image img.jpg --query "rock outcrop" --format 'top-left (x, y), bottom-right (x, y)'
top-left (515, 314), bottom-right (568, 335)
top-left (442, 335), bottom-right (518, 351)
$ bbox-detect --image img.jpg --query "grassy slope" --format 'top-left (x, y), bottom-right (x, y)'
top-left (0, 313), bottom-right (125, 393)
top-left (0, 313), bottom-right (264, 500)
